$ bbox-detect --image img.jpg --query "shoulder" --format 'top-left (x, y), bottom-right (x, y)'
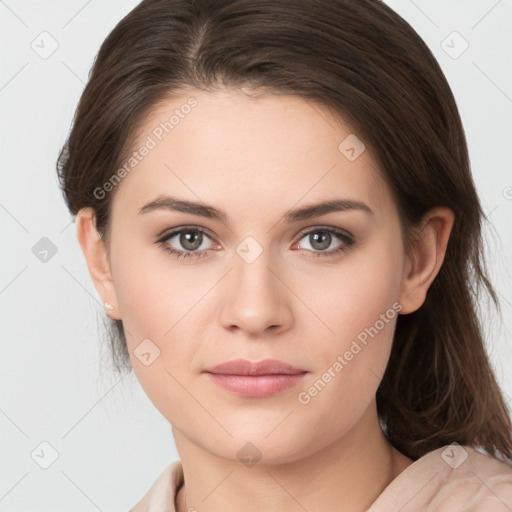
top-left (369, 443), bottom-right (512, 511)
top-left (430, 444), bottom-right (512, 510)
top-left (129, 460), bottom-right (183, 512)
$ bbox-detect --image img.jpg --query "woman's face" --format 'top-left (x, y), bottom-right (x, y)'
top-left (104, 88), bottom-right (411, 463)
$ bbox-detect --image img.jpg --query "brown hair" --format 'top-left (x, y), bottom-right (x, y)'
top-left (56, 0), bottom-right (512, 462)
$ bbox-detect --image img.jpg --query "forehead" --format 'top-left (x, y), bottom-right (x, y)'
top-left (111, 87), bottom-right (392, 221)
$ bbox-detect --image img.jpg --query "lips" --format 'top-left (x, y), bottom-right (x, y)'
top-left (204, 358), bottom-right (307, 376)
top-left (203, 359), bottom-right (308, 398)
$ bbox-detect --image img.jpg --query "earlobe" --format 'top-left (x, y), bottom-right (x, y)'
top-left (75, 207), bottom-right (121, 319)
top-left (398, 207), bottom-right (455, 314)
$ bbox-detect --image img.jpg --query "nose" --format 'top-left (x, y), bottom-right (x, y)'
top-left (219, 247), bottom-right (294, 337)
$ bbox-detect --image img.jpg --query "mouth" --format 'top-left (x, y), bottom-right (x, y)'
top-left (202, 359), bottom-right (308, 398)
top-left (204, 358), bottom-right (307, 376)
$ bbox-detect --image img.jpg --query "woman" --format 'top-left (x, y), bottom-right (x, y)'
top-left (56, 0), bottom-right (512, 509)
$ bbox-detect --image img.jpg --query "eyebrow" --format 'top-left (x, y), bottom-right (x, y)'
top-left (138, 194), bottom-right (374, 224)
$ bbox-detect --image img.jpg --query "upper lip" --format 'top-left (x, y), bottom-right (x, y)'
top-left (204, 359), bottom-right (307, 376)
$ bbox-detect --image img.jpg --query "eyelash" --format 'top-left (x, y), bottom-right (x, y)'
top-left (156, 225), bottom-right (355, 261)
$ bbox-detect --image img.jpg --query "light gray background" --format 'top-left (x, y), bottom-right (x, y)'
top-left (1, 0), bottom-right (511, 510)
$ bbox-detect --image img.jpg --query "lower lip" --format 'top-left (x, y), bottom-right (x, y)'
top-left (205, 372), bottom-right (307, 398)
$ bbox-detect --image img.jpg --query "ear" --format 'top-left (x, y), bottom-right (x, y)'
top-left (398, 207), bottom-right (455, 315)
top-left (75, 207), bottom-right (121, 320)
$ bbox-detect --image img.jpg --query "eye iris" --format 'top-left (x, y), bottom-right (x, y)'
top-left (310, 231), bottom-right (331, 251)
top-left (180, 231), bottom-right (202, 250)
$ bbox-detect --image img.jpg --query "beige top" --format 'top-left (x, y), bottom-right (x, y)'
top-left (129, 444), bottom-right (512, 511)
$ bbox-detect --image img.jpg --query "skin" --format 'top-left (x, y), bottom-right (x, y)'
top-left (76, 87), bottom-right (454, 511)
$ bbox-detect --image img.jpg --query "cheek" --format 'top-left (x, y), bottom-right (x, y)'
top-left (112, 267), bottom-right (166, 347)
top-left (295, 232), bottom-right (403, 406)
top-left (111, 238), bottom-right (197, 343)
top-left (294, 299), bottom-right (399, 447)
top-left (109, 241), bottom-right (206, 402)
top-left (109, 220), bottom-right (403, 437)
top-left (298, 232), bottom-right (403, 352)
top-left (113, 265), bottom-right (193, 421)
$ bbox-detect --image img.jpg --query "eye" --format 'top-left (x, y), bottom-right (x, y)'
top-left (156, 227), bottom-right (217, 260)
top-left (292, 227), bottom-right (355, 258)
top-left (156, 225), bottom-right (355, 261)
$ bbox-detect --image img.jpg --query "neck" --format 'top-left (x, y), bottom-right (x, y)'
top-left (173, 402), bottom-right (413, 512)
